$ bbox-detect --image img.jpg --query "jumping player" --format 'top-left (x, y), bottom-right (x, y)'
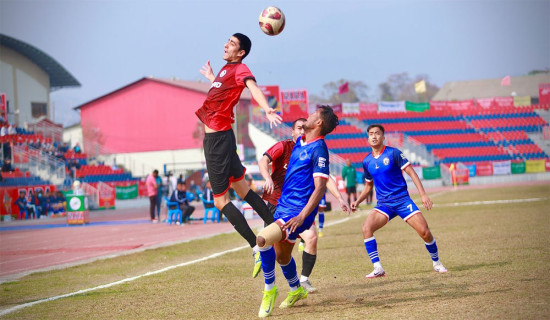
top-left (351, 124), bottom-right (447, 278)
top-left (259, 118), bottom-right (348, 294)
top-left (255, 106), bottom-right (340, 318)
top-left (196, 33), bottom-right (282, 277)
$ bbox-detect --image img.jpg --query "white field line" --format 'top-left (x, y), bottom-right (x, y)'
top-left (434, 197), bottom-right (547, 207)
top-left (2, 195), bottom-right (546, 316)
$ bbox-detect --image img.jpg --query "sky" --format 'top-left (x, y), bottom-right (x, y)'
top-left (1, 0), bottom-right (549, 126)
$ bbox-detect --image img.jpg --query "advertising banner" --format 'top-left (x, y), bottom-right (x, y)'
top-left (342, 102), bottom-right (360, 114)
top-left (0, 93), bottom-right (6, 119)
top-left (447, 99), bottom-right (475, 111)
top-left (97, 182), bottom-right (115, 209)
top-left (476, 98), bottom-right (495, 109)
top-left (115, 184), bottom-right (138, 200)
top-left (422, 166), bottom-right (441, 180)
top-left (251, 85), bottom-right (281, 117)
top-left (539, 83), bottom-right (550, 105)
top-left (405, 101), bottom-right (430, 112)
top-left (280, 89), bottom-right (308, 122)
top-left (66, 194), bottom-right (90, 225)
top-left (510, 161), bottom-right (526, 174)
top-left (513, 96), bottom-right (531, 107)
top-left (494, 97), bottom-right (514, 108)
top-left (429, 100), bottom-right (447, 111)
top-left (492, 160), bottom-right (511, 175)
top-left (476, 162), bottom-right (493, 176)
top-left (378, 101), bottom-right (406, 113)
top-left (546, 159), bottom-right (550, 171)
top-left (359, 102), bottom-right (378, 113)
top-left (525, 159), bottom-right (546, 173)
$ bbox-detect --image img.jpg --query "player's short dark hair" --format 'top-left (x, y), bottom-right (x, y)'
top-left (317, 105), bottom-right (339, 136)
top-left (233, 33), bottom-right (251, 59)
top-left (292, 118), bottom-right (307, 129)
top-left (367, 124), bottom-right (385, 135)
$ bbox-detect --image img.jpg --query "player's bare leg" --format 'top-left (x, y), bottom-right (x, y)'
top-left (362, 210), bottom-right (389, 278)
top-left (406, 213), bottom-right (447, 273)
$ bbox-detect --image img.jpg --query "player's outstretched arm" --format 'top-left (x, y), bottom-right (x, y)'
top-left (404, 165), bottom-right (433, 210)
top-left (283, 177), bottom-right (327, 233)
top-left (245, 79), bottom-right (282, 128)
top-left (199, 60), bottom-right (215, 83)
top-left (259, 155), bottom-right (275, 195)
top-left (351, 181), bottom-right (373, 211)
top-left (327, 176), bottom-right (350, 214)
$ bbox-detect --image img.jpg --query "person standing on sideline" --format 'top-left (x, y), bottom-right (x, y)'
top-left (146, 169), bottom-right (159, 223)
top-left (155, 173), bottom-right (163, 221)
top-left (341, 158), bottom-right (357, 206)
top-left (351, 124), bottom-right (447, 278)
top-left (255, 106), bottom-right (341, 318)
top-left (196, 33), bottom-right (283, 277)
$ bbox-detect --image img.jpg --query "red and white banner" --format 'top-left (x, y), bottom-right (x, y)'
top-left (539, 83), bottom-right (550, 105)
top-left (494, 97), bottom-right (514, 108)
top-left (280, 89), bottom-right (308, 122)
top-left (251, 85), bottom-right (281, 116)
top-left (430, 100), bottom-right (447, 111)
top-left (0, 93), bottom-right (6, 119)
top-left (446, 99), bottom-right (475, 111)
top-left (359, 102), bottom-right (378, 113)
top-left (476, 98), bottom-right (495, 109)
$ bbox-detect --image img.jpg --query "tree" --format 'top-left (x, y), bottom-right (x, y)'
top-left (377, 72), bottom-right (439, 102)
top-left (312, 79), bottom-right (369, 105)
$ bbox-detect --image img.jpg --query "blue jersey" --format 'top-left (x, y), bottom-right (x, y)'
top-left (276, 135), bottom-right (330, 220)
top-left (362, 146), bottom-right (411, 204)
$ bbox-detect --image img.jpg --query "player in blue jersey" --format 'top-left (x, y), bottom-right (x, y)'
top-left (351, 124), bottom-right (447, 278)
top-left (255, 105), bottom-right (340, 318)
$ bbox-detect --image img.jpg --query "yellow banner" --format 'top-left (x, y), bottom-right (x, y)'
top-left (525, 159), bottom-right (545, 173)
top-left (513, 96), bottom-right (531, 107)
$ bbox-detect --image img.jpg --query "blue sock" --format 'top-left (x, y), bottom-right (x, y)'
top-left (364, 237), bottom-right (380, 264)
top-left (425, 239), bottom-right (439, 262)
top-left (260, 246), bottom-right (276, 285)
top-left (280, 257), bottom-right (300, 288)
top-left (318, 212), bottom-right (325, 229)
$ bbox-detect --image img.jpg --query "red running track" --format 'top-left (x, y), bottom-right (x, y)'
top-left (0, 204), bottom-right (264, 282)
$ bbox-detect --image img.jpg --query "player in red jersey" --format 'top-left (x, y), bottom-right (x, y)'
top-left (259, 118), bottom-right (349, 293)
top-left (196, 33), bottom-right (282, 277)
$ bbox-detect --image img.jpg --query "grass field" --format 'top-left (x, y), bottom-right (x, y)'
top-left (1, 184), bottom-right (549, 319)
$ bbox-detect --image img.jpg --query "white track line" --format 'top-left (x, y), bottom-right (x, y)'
top-left (0, 245), bottom-right (248, 316)
top-left (2, 196), bottom-right (546, 316)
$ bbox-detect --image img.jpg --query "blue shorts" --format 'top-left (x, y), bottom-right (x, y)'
top-left (374, 196), bottom-right (420, 222)
top-left (273, 214), bottom-right (316, 243)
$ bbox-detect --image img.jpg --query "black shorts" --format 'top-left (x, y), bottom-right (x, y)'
top-left (346, 186), bottom-right (357, 194)
top-left (203, 130), bottom-right (246, 197)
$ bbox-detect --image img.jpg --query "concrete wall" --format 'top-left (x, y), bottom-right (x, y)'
top-left (0, 45), bottom-right (50, 126)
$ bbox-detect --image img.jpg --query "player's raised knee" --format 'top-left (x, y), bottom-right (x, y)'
top-left (257, 222), bottom-right (283, 248)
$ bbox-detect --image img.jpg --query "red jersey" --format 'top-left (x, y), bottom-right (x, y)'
top-left (195, 62), bottom-right (255, 131)
top-left (262, 139), bottom-right (295, 205)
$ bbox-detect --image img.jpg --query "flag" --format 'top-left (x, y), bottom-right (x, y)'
top-left (501, 75), bottom-right (511, 86)
top-left (338, 82), bottom-right (349, 95)
top-left (414, 80), bottom-right (426, 94)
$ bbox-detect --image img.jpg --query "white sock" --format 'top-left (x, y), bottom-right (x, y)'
top-left (300, 275), bottom-right (308, 282)
top-left (265, 282), bottom-right (275, 291)
top-left (290, 285), bottom-right (298, 292)
top-left (374, 262), bottom-right (382, 269)
top-left (253, 245), bottom-right (260, 254)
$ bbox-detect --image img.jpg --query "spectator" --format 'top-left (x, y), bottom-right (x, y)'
top-left (73, 141), bottom-right (81, 154)
top-left (169, 180), bottom-right (195, 223)
top-left (0, 126), bottom-right (6, 136)
top-left (155, 172), bottom-right (163, 221)
top-left (54, 191), bottom-right (66, 214)
top-left (14, 191), bottom-right (30, 219)
top-left (1, 159), bottom-right (14, 172)
top-left (7, 123), bottom-right (16, 135)
top-left (36, 190), bottom-right (47, 219)
top-left (203, 179), bottom-right (214, 206)
top-left (146, 169), bottom-right (159, 223)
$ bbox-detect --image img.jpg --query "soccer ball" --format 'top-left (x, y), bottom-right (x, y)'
top-left (259, 6), bottom-right (285, 36)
